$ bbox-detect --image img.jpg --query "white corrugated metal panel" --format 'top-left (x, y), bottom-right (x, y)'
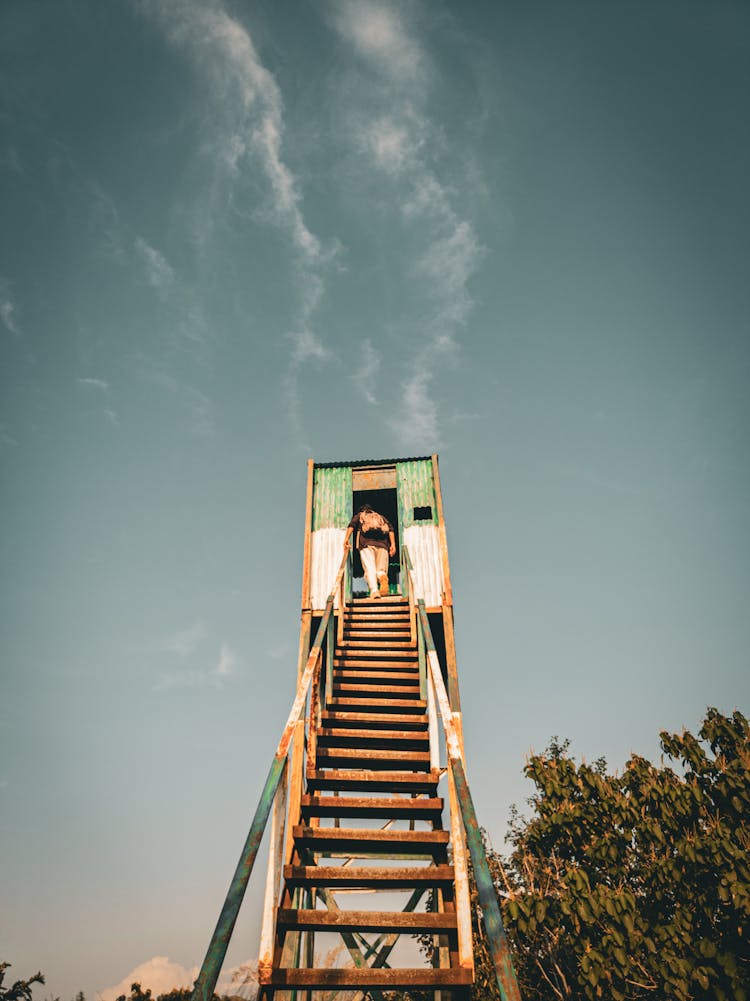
top-left (404, 524), bottom-right (444, 607)
top-left (310, 527), bottom-right (346, 610)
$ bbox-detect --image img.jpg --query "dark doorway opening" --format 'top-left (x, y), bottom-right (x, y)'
top-left (351, 487), bottom-right (400, 594)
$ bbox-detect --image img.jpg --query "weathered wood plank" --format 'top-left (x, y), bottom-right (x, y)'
top-left (264, 968), bottom-right (473, 988)
top-left (278, 909), bottom-right (457, 933)
top-left (282, 865), bottom-right (455, 888)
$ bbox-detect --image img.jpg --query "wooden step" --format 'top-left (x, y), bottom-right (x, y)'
top-left (328, 698), bottom-right (426, 712)
top-left (321, 711), bottom-right (428, 729)
top-left (342, 615), bottom-right (412, 626)
top-left (293, 825), bottom-right (449, 854)
top-left (315, 748), bottom-right (430, 770)
top-left (334, 658), bottom-right (419, 670)
top-left (265, 968), bottom-right (473, 989)
top-left (344, 624), bottom-right (411, 632)
top-left (350, 597), bottom-right (408, 605)
top-left (338, 644), bottom-right (414, 652)
top-left (334, 671), bottom-right (419, 685)
top-left (331, 686), bottom-right (422, 700)
top-left (307, 769), bottom-right (438, 793)
top-left (343, 613), bottom-right (411, 621)
top-left (283, 864), bottom-right (455, 888)
top-left (335, 648), bottom-right (418, 660)
top-left (316, 728), bottom-right (428, 750)
top-left (300, 794), bottom-right (442, 819)
top-left (277, 909), bottom-right (457, 934)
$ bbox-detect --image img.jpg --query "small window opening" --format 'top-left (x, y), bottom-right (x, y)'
top-left (413, 505), bottom-right (433, 522)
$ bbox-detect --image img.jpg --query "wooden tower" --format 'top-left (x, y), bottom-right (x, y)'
top-left (190, 456), bottom-right (521, 1001)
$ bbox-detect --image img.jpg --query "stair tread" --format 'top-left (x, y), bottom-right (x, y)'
top-left (307, 769), bottom-right (438, 792)
top-left (328, 699), bottom-right (426, 711)
top-left (321, 711), bottom-right (428, 728)
top-left (316, 749), bottom-right (430, 770)
top-left (264, 969), bottom-right (473, 988)
top-left (334, 660), bottom-right (420, 668)
top-left (277, 909), bottom-right (457, 932)
top-left (301, 795), bottom-right (442, 816)
top-left (295, 825), bottom-right (449, 843)
top-left (317, 728), bottom-right (428, 742)
top-left (333, 684), bottom-right (421, 694)
top-left (283, 864), bottom-right (455, 887)
top-left (335, 672), bottom-right (419, 683)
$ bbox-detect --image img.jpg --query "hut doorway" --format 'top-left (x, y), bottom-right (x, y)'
top-left (351, 486), bottom-right (400, 595)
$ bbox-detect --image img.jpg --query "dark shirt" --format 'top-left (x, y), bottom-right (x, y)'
top-left (348, 512), bottom-right (393, 551)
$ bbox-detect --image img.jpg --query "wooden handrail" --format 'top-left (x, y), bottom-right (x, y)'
top-left (400, 546), bottom-right (522, 1001)
top-left (191, 549), bottom-right (350, 1001)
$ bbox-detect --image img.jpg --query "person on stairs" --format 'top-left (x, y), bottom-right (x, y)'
top-left (343, 504), bottom-right (396, 598)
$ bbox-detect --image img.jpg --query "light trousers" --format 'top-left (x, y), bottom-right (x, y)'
top-left (360, 545), bottom-right (388, 594)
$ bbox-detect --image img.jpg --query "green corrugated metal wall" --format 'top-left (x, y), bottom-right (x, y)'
top-left (396, 459), bottom-right (438, 529)
top-left (312, 466), bottom-right (353, 530)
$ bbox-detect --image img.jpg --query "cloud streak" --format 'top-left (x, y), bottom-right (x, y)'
top-left (332, 1), bottom-right (484, 447)
top-left (155, 622), bottom-right (239, 689)
top-left (142, 0), bottom-right (335, 439)
top-left (0, 279), bottom-right (22, 337)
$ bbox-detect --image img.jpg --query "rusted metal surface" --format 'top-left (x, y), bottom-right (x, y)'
top-left (293, 825), bottom-right (449, 849)
top-left (351, 465), bottom-right (396, 490)
top-left (283, 865), bottom-right (454, 887)
top-left (312, 465), bottom-right (352, 530)
top-left (396, 459), bottom-right (438, 527)
top-left (284, 722), bottom-right (305, 866)
top-left (301, 794), bottom-right (441, 817)
top-left (431, 453), bottom-right (454, 606)
top-left (442, 604), bottom-right (461, 710)
top-left (278, 909), bottom-right (457, 933)
top-left (258, 761), bottom-right (288, 980)
top-left (267, 968), bottom-right (473, 988)
top-left (448, 764), bottom-right (474, 974)
top-left (314, 455), bottom-right (432, 469)
top-left (300, 459), bottom-right (314, 610)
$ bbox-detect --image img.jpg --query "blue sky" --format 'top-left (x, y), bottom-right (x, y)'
top-left (1, 1), bottom-right (749, 997)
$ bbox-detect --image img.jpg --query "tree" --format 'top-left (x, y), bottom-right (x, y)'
top-left (478, 708), bottom-right (749, 1001)
top-left (0, 965), bottom-right (45, 1001)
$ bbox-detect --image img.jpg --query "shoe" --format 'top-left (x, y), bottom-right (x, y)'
top-left (379, 576), bottom-right (389, 596)
top-left (370, 590), bottom-right (381, 599)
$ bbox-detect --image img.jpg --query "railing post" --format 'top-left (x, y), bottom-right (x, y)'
top-left (258, 760), bottom-right (289, 981)
top-left (426, 667), bottom-right (440, 776)
top-left (447, 759), bottom-right (473, 975)
top-left (325, 613), bottom-right (334, 708)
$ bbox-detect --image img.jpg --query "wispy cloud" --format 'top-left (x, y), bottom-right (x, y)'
top-left (142, 0), bottom-right (336, 439)
top-left (352, 338), bottom-right (381, 405)
top-left (0, 279), bottom-right (22, 337)
top-left (134, 237), bottom-right (176, 290)
top-left (77, 376), bottom-right (121, 427)
top-left (331, 0), bottom-right (485, 447)
top-left (216, 642), bottom-right (236, 677)
top-left (77, 376), bottom-right (109, 391)
top-left (330, 0), bottom-right (424, 82)
top-left (144, 367), bottom-right (214, 437)
top-left (161, 620), bottom-right (207, 658)
top-left (155, 635), bottom-right (239, 691)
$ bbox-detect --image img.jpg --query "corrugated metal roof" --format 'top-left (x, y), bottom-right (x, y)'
top-left (313, 456), bottom-right (433, 468)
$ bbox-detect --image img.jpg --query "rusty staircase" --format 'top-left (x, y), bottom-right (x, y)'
top-left (269, 594), bottom-right (470, 993)
top-left (189, 548), bottom-right (521, 1001)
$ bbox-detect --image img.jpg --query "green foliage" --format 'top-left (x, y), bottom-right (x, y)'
top-left (114, 985), bottom-right (230, 1001)
top-left (0, 965), bottom-right (45, 1001)
top-left (481, 708), bottom-right (750, 1001)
